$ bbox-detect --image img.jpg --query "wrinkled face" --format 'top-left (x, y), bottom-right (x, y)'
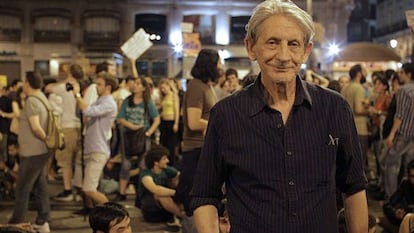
top-left (245, 14), bottom-right (312, 86)
top-left (108, 216), bottom-right (131, 233)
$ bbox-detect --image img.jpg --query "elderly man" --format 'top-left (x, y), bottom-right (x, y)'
top-left (190, 1), bottom-right (368, 233)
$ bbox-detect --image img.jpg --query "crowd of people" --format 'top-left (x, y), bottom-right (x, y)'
top-left (1, 0), bottom-right (414, 233)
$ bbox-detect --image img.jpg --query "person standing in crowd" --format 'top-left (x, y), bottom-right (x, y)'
top-left (225, 68), bottom-right (241, 94)
top-left (384, 62), bottom-right (414, 198)
top-left (45, 64), bottom-right (84, 202)
top-left (158, 78), bottom-right (180, 166)
top-left (0, 83), bottom-right (12, 162)
top-left (338, 75), bottom-right (350, 91)
top-left (72, 71), bottom-right (118, 209)
top-left (115, 77), bottom-right (160, 201)
top-left (191, 1), bottom-right (368, 233)
top-left (341, 64), bottom-right (373, 169)
top-left (173, 48), bottom-right (220, 224)
top-left (213, 68), bottom-right (230, 101)
top-left (89, 202), bottom-right (132, 233)
top-left (9, 71), bottom-right (51, 233)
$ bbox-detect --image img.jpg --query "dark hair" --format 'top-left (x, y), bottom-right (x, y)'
top-left (96, 61), bottom-right (111, 74)
top-left (89, 202), bottom-right (130, 233)
top-left (374, 75), bottom-right (389, 91)
top-left (16, 87), bottom-right (24, 109)
top-left (25, 71), bottom-right (43, 89)
top-left (125, 75), bottom-right (137, 82)
top-left (96, 72), bottom-right (118, 93)
top-left (391, 72), bottom-right (403, 85)
top-left (225, 68), bottom-right (238, 78)
top-left (385, 69), bottom-right (395, 81)
top-left (10, 79), bottom-right (22, 88)
top-left (128, 77), bottom-right (151, 114)
top-left (70, 64), bottom-right (84, 80)
top-left (190, 49), bottom-right (220, 83)
top-left (402, 62), bottom-right (414, 80)
top-left (349, 64), bottom-right (362, 80)
top-left (327, 80), bottom-right (341, 93)
top-left (407, 159), bottom-right (414, 173)
top-left (145, 144), bottom-right (169, 168)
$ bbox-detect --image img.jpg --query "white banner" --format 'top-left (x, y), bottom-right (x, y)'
top-left (121, 28), bottom-right (153, 60)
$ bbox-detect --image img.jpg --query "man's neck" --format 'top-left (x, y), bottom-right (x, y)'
top-left (27, 88), bottom-right (41, 96)
top-left (261, 78), bottom-right (296, 105)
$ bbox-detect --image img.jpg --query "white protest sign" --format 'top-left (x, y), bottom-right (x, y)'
top-left (121, 28), bottom-right (153, 60)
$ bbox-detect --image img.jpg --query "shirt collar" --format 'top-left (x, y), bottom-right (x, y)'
top-left (247, 73), bottom-right (313, 117)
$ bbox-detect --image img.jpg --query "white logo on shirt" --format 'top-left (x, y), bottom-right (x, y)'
top-left (328, 134), bottom-right (339, 146)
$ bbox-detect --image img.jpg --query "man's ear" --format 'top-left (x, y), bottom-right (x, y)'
top-left (245, 39), bottom-right (257, 61)
top-left (302, 42), bottom-right (314, 63)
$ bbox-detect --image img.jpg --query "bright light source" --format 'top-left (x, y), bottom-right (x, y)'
top-left (390, 39), bottom-right (398, 48)
top-left (218, 49), bottom-right (231, 60)
top-left (169, 30), bottom-right (182, 45)
top-left (150, 34), bottom-right (156, 40)
top-left (301, 64), bottom-right (307, 70)
top-left (50, 59), bottom-right (59, 77)
top-left (174, 44), bottom-right (183, 54)
top-left (156, 35), bottom-right (161, 41)
top-left (328, 43), bottom-right (340, 56)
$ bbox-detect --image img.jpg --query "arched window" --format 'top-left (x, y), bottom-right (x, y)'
top-left (135, 14), bottom-right (167, 45)
top-left (83, 10), bottom-right (120, 50)
top-left (0, 8), bottom-right (22, 42)
top-left (32, 8), bottom-right (72, 42)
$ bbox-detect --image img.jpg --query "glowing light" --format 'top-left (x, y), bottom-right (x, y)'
top-left (50, 59), bottom-right (59, 77)
top-left (169, 30), bottom-right (182, 45)
top-left (174, 44), bottom-right (183, 54)
top-left (150, 34), bottom-right (156, 40)
top-left (328, 43), bottom-right (340, 56)
top-left (390, 39), bottom-right (398, 48)
top-left (156, 35), bottom-right (161, 41)
top-left (218, 49), bottom-right (231, 61)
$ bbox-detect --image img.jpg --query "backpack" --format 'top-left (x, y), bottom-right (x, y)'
top-left (30, 95), bottom-right (65, 150)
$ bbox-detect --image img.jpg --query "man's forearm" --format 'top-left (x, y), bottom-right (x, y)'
top-left (194, 205), bottom-right (219, 233)
top-left (343, 190), bottom-right (368, 233)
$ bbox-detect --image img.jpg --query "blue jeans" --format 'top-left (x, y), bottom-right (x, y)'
top-left (9, 153), bottom-right (50, 225)
top-left (384, 134), bottom-right (414, 198)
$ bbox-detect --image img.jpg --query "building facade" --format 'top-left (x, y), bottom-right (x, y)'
top-left (0, 0), bottom-right (352, 84)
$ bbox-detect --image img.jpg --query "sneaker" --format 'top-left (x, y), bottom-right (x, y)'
top-left (166, 216), bottom-right (182, 228)
top-left (33, 222), bottom-right (50, 233)
top-left (54, 191), bottom-right (74, 202)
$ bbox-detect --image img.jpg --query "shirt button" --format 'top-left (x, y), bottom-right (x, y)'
top-left (292, 212), bottom-right (297, 216)
top-left (288, 181), bottom-right (295, 186)
top-left (286, 151), bottom-right (292, 156)
top-left (277, 123), bottom-right (282, 128)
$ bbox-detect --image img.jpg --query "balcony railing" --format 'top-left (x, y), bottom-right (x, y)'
top-left (0, 28), bottom-right (21, 42)
top-left (33, 30), bottom-right (71, 43)
top-left (84, 31), bottom-right (120, 50)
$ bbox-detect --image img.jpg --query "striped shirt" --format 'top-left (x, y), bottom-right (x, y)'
top-left (190, 75), bottom-right (367, 233)
top-left (395, 81), bottom-right (414, 137)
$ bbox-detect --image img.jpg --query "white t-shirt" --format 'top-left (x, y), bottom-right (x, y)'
top-left (53, 83), bottom-right (81, 128)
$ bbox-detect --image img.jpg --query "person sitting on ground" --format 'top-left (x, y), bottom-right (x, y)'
top-left (89, 202), bottom-right (131, 233)
top-left (0, 135), bottom-right (19, 200)
top-left (383, 159), bottom-right (414, 226)
top-left (135, 144), bottom-right (184, 225)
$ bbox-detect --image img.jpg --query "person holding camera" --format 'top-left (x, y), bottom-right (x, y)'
top-left (72, 71), bottom-right (118, 209)
top-left (45, 64), bottom-right (85, 202)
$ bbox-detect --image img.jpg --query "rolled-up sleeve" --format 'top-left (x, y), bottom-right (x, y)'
top-left (336, 99), bottom-right (368, 195)
top-left (190, 106), bottom-right (226, 211)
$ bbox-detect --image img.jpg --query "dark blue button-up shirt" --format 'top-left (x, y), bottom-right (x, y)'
top-left (190, 74), bottom-right (367, 233)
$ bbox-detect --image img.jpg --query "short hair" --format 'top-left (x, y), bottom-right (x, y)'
top-left (25, 71), bottom-right (43, 89)
top-left (225, 68), bottom-right (238, 78)
top-left (245, 0), bottom-right (315, 45)
top-left (96, 61), bottom-right (111, 74)
top-left (391, 72), bottom-right (403, 85)
top-left (70, 64), bottom-right (84, 80)
top-left (349, 64), bottom-right (363, 80)
top-left (125, 75), bottom-right (137, 82)
top-left (145, 144), bottom-right (169, 169)
top-left (401, 62), bottom-right (414, 80)
top-left (96, 72), bottom-right (118, 93)
top-left (89, 202), bottom-right (130, 233)
top-left (190, 49), bottom-right (220, 83)
top-left (10, 79), bottom-right (22, 88)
